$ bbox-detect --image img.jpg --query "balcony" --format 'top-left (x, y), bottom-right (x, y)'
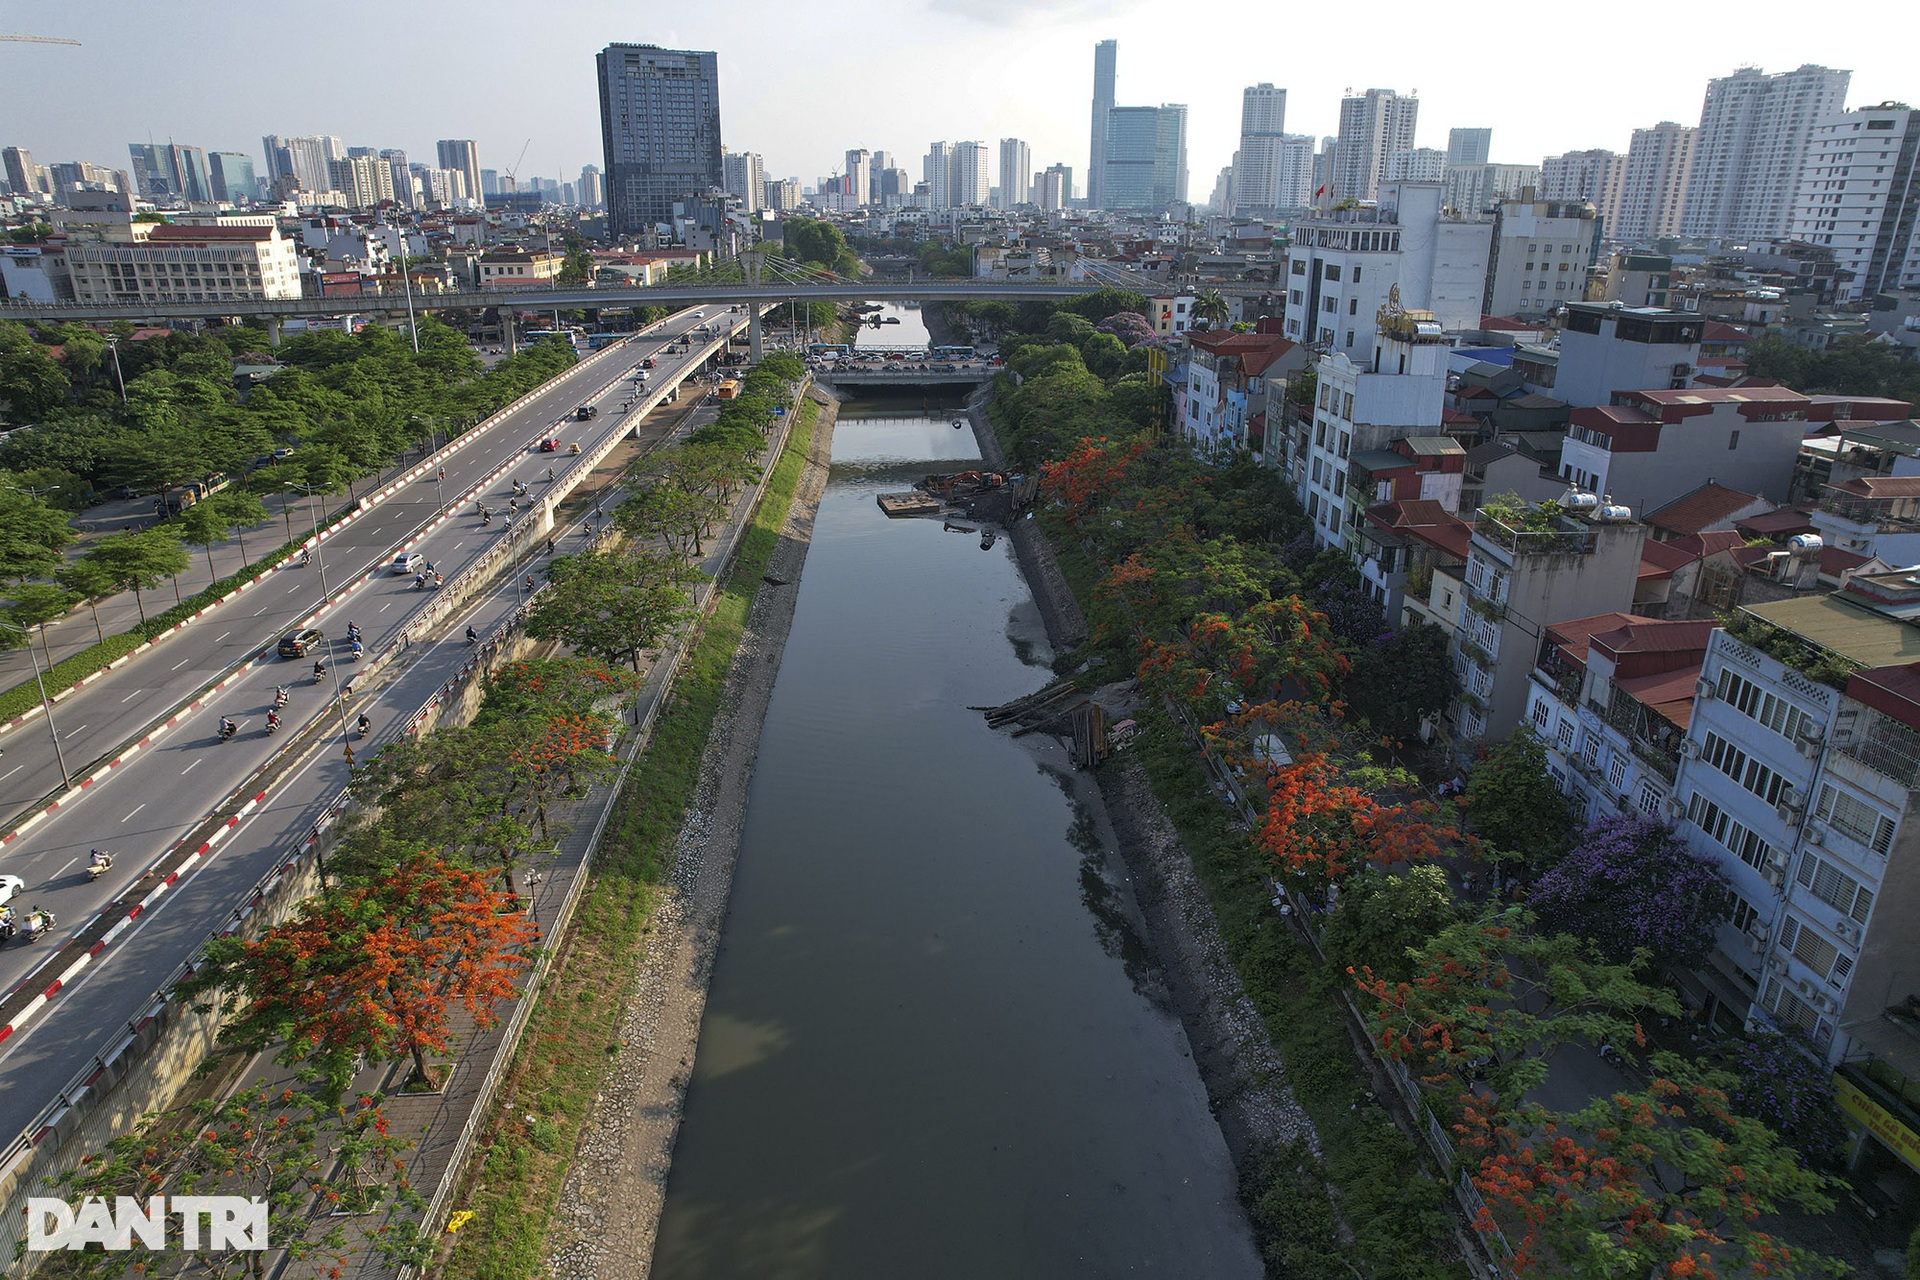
top-left (1838, 708), bottom-right (1920, 789)
top-left (1600, 689), bottom-right (1683, 782)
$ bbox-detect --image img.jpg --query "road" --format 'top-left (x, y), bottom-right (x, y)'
top-left (0, 306), bottom-right (751, 1109)
top-left (0, 307), bottom-right (744, 835)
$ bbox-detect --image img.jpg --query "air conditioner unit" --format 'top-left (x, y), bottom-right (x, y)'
top-left (1767, 849), bottom-right (1792, 872)
top-left (1781, 785), bottom-right (1803, 810)
top-left (1695, 677), bottom-right (1717, 700)
top-left (1796, 978), bottom-right (1815, 997)
top-left (1836, 922), bottom-right (1862, 946)
top-left (1804, 825), bottom-right (1826, 847)
top-left (1799, 723), bottom-right (1826, 746)
top-left (1748, 923), bottom-right (1771, 946)
top-left (1681, 739), bottom-right (1703, 759)
top-left (1766, 955), bottom-right (1788, 974)
top-left (1776, 802), bottom-right (1803, 827)
top-left (1797, 736), bottom-right (1822, 759)
top-left (1665, 796), bottom-right (1688, 820)
top-left (1765, 866), bottom-right (1787, 887)
top-left (1813, 993), bottom-right (1839, 1014)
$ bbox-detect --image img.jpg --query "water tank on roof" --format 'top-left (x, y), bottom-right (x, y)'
top-left (1595, 505), bottom-right (1633, 523)
top-left (1788, 533), bottom-right (1824, 554)
top-left (1561, 489), bottom-right (1600, 512)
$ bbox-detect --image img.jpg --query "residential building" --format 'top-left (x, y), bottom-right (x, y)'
top-left (1441, 162), bottom-right (1539, 215)
top-left (1789, 104), bottom-right (1920, 301)
top-left (1356, 497), bottom-right (1473, 625)
top-left (950, 141), bottom-right (991, 208)
top-left (1672, 577), bottom-right (1920, 1111)
top-left (129, 143), bottom-right (212, 203)
top-left (1102, 105), bottom-right (1188, 212)
top-left (1088, 38), bottom-right (1117, 208)
top-left (1596, 251), bottom-right (1675, 308)
top-left (1281, 181), bottom-right (1493, 359)
top-left (1554, 301), bottom-right (1703, 408)
top-left (722, 151), bottom-right (764, 213)
top-left (1529, 611), bottom-right (1714, 828)
top-left (1386, 148), bottom-right (1445, 183)
top-left (1233, 84), bottom-right (1288, 216)
top-left (48, 161), bottom-right (119, 203)
top-left (1449, 499), bottom-right (1650, 743)
top-left (577, 165), bottom-right (604, 211)
top-left (597, 44), bottom-right (724, 237)
top-left (376, 150), bottom-right (412, 209)
top-left (1683, 65), bottom-right (1851, 244)
top-left (1038, 164), bottom-right (1071, 212)
top-left (480, 169), bottom-right (500, 197)
top-left (767, 177), bottom-right (800, 212)
top-left (477, 247), bottom-right (563, 287)
top-left (997, 138), bottom-right (1032, 209)
top-left (434, 140), bottom-right (483, 212)
top-left (844, 149), bottom-right (871, 210)
top-left (1178, 329), bottom-right (1307, 453)
top-left (327, 155), bottom-right (394, 210)
top-left (3, 147), bottom-right (39, 199)
top-left (1447, 128), bottom-right (1492, 168)
top-left (1560, 384), bottom-right (1812, 513)
top-left (1617, 123), bottom-right (1697, 243)
top-left (1483, 199), bottom-right (1600, 320)
top-left (1541, 149), bottom-right (1625, 231)
top-left (1334, 88), bottom-right (1419, 202)
top-left (64, 217), bottom-right (302, 303)
top-left (924, 142), bottom-right (953, 209)
top-left (1295, 299), bottom-right (1449, 548)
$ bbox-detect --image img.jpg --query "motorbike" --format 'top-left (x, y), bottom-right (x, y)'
top-left (413, 573), bottom-right (427, 590)
top-left (88, 854), bottom-right (113, 881)
top-left (219, 719), bottom-right (239, 741)
top-left (266, 713), bottom-right (280, 736)
top-left (350, 640), bottom-right (364, 661)
top-left (357, 715), bottom-right (371, 739)
top-left (312, 663), bottom-right (328, 684)
top-left (22, 908), bottom-right (55, 941)
top-left (273, 687), bottom-right (290, 709)
top-left (0, 914), bottom-right (13, 945)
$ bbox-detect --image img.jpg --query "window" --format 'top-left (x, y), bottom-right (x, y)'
top-left (1353, 266), bottom-right (1361, 282)
top-left (1687, 794), bottom-right (1774, 871)
top-left (1292, 259), bottom-right (1307, 276)
top-left (1715, 670), bottom-right (1811, 742)
top-left (1608, 756), bottom-right (1627, 791)
top-left (1557, 721), bottom-right (1575, 751)
top-left (1700, 731), bottom-right (1789, 806)
top-left (1345, 330), bottom-right (1355, 348)
top-left (1638, 782), bottom-right (1663, 815)
top-left (1815, 783), bottom-right (1896, 854)
top-left (1795, 851), bottom-right (1874, 922)
top-left (1728, 429), bottom-right (1740, 450)
top-left (1350, 298), bottom-right (1359, 315)
top-left (1532, 700), bottom-right (1551, 730)
top-left (1324, 264), bottom-right (1342, 281)
top-left (1729, 895), bottom-right (1760, 934)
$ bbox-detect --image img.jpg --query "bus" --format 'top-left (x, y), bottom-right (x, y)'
top-left (716, 379), bottom-right (740, 401)
top-left (584, 332), bottom-right (623, 350)
top-left (932, 344), bottom-right (976, 360)
top-left (807, 342), bottom-right (852, 357)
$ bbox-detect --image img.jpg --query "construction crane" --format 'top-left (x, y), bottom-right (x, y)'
top-left (502, 138), bottom-right (531, 203)
top-left (0, 35), bottom-right (82, 45)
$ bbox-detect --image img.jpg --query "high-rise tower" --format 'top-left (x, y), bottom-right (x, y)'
top-left (1088, 39), bottom-right (1116, 208)
top-left (597, 44), bottom-right (723, 237)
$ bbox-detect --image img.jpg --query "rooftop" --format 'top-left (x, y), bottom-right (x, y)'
top-left (1743, 594), bottom-right (1920, 669)
top-left (1644, 482), bottom-right (1767, 536)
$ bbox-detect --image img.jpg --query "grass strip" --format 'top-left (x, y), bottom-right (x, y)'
top-left (438, 403), bottom-right (814, 1280)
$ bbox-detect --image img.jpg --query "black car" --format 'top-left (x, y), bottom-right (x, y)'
top-left (277, 626), bottom-right (325, 658)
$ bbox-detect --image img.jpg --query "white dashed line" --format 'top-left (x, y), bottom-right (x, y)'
top-left (171, 657), bottom-right (192, 670)
top-left (182, 759), bottom-right (201, 775)
top-left (122, 804), bottom-right (145, 822)
top-left (53, 856), bottom-right (77, 878)
top-left (120, 690), bottom-right (142, 703)
top-left (214, 631), bottom-right (230, 642)
top-left (0, 765), bottom-right (21, 782)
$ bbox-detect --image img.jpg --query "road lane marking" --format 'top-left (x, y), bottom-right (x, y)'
top-left (171, 656), bottom-right (192, 670)
top-left (66, 724), bottom-right (85, 736)
top-left (122, 804), bottom-right (144, 822)
top-left (121, 690), bottom-right (142, 703)
top-left (182, 759), bottom-right (201, 775)
top-left (378, 602), bottom-right (392, 612)
top-left (214, 631), bottom-right (230, 642)
top-left (0, 765), bottom-right (19, 781)
top-left (52, 856), bottom-right (77, 878)
top-left (253, 606), bottom-right (269, 616)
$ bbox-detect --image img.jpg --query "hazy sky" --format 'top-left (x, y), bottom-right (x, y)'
top-left (4, 0), bottom-right (1908, 198)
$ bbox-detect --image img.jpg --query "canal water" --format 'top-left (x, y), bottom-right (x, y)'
top-left (648, 308), bottom-right (1260, 1279)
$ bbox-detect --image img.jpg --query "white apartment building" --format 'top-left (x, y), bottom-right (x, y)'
top-left (1234, 84), bottom-right (1287, 216)
top-left (949, 142), bottom-right (991, 208)
top-left (722, 151), bottom-right (765, 213)
top-left (923, 142), bottom-right (952, 210)
top-left (1483, 199), bottom-right (1599, 320)
top-left (1295, 304), bottom-right (1448, 548)
top-left (1441, 163), bottom-right (1539, 215)
top-left (1281, 181), bottom-right (1492, 360)
top-left (1683, 65), bottom-right (1851, 245)
top-left (1789, 104), bottom-right (1920, 301)
top-left (1616, 123), bottom-right (1697, 244)
top-left (1334, 88), bottom-right (1419, 203)
top-left (1449, 499), bottom-right (1648, 743)
top-left (1559, 384), bottom-right (1811, 514)
top-left (64, 220), bottom-right (301, 304)
top-left (1552, 301), bottom-right (1702, 409)
top-left (1541, 149), bottom-right (1625, 232)
top-left (998, 138), bottom-right (1031, 208)
top-left (844, 149), bottom-right (871, 209)
top-left (1386, 148), bottom-right (1445, 183)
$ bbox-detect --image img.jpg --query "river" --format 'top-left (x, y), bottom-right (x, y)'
top-left (648, 304), bottom-right (1260, 1279)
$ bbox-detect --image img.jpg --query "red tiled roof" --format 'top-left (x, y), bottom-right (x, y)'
top-left (1365, 500), bottom-right (1472, 559)
top-left (1614, 668), bottom-right (1705, 730)
top-left (1442, 408), bottom-right (1480, 425)
top-left (1848, 663), bottom-right (1920, 733)
top-left (1826, 475), bottom-right (1920, 500)
top-left (1591, 618), bottom-right (1717, 658)
top-left (1643, 482), bottom-right (1766, 535)
top-left (1733, 506), bottom-right (1817, 537)
top-left (1702, 321), bottom-right (1748, 343)
top-left (1638, 539), bottom-right (1699, 579)
top-left (1544, 612), bottom-right (1643, 667)
top-left (1666, 529), bottom-right (1747, 559)
top-left (1479, 315), bottom-right (1541, 331)
top-left (1455, 385), bottom-right (1499, 400)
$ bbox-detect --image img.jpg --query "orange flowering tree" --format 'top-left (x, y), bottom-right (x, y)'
top-left (1251, 749), bottom-right (1470, 885)
top-left (47, 1083), bottom-right (429, 1279)
top-left (1455, 1064), bottom-right (1839, 1279)
top-left (1038, 434), bottom-right (1148, 536)
top-left (184, 853), bottom-right (536, 1090)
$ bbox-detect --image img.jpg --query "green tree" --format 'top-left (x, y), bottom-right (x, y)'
top-left (0, 341), bottom-right (70, 420)
top-left (1460, 727), bottom-right (1577, 873)
top-left (526, 546), bottom-right (702, 671)
top-left (1079, 331), bottom-right (1130, 379)
top-left (75, 527), bottom-right (189, 627)
top-left (173, 489), bottom-right (268, 580)
top-left (56, 559), bottom-right (118, 643)
top-left (0, 485), bottom-right (75, 581)
top-left (0, 582), bottom-right (77, 652)
top-left (1346, 622), bottom-right (1456, 743)
top-left (1321, 864), bottom-right (1458, 985)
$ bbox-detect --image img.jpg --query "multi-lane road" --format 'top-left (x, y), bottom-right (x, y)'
top-left (0, 303), bottom-right (747, 1123)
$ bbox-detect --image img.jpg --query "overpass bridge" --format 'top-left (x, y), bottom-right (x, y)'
top-left (0, 279), bottom-right (1153, 326)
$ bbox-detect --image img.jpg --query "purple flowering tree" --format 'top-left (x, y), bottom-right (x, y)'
top-left (1095, 311), bottom-right (1157, 347)
top-left (1709, 1027), bottom-right (1848, 1167)
top-left (1531, 814), bottom-right (1733, 969)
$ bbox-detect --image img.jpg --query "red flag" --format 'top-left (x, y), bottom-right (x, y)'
top-left (1314, 184), bottom-right (1326, 197)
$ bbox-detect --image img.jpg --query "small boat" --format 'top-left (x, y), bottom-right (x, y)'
top-left (882, 316), bottom-right (900, 324)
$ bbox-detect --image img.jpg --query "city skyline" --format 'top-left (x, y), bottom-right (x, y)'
top-left (2, 0), bottom-right (1908, 210)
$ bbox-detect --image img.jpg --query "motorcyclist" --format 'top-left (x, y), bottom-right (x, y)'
top-left (350, 638), bottom-right (363, 659)
top-left (312, 659), bottom-right (327, 681)
top-left (265, 709), bottom-right (281, 731)
top-left (413, 571), bottom-right (427, 589)
top-left (547, 466), bottom-right (555, 482)
top-left (433, 571), bottom-right (444, 588)
top-left (346, 621), bottom-right (361, 641)
top-left (89, 849), bottom-right (111, 870)
top-left (300, 548), bottom-right (311, 566)
top-left (524, 574), bottom-right (536, 593)
top-left (482, 510), bottom-right (493, 526)
top-left (219, 715), bottom-right (237, 738)
top-left (357, 711), bottom-right (371, 737)
top-left (465, 625), bottom-right (478, 645)
top-left (274, 685), bottom-right (290, 707)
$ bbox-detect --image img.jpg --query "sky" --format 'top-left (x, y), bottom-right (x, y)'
top-left (3, 0), bottom-right (1910, 200)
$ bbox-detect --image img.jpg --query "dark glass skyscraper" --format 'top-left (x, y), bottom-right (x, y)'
top-left (1087, 39), bottom-right (1116, 209)
top-left (597, 43), bottom-right (724, 238)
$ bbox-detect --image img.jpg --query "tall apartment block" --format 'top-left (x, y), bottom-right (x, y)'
top-left (1790, 103), bottom-right (1920, 300)
top-left (1682, 64), bottom-right (1850, 244)
top-left (1334, 89), bottom-right (1419, 203)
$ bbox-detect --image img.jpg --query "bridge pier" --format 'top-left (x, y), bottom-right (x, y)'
top-left (267, 316), bottom-right (282, 347)
top-left (502, 310), bottom-right (518, 356)
top-left (748, 308), bottom-right (763, 362)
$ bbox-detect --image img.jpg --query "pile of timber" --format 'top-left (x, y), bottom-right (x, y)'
top-left (971, 676), bottom-right (1083, 737)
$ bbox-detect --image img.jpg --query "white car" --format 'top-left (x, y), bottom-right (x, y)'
top-left (391, 552), bottom-right (424, 576)
top-left (0, 874), bottom-right (24, 908)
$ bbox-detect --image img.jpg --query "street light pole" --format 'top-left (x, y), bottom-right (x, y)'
top-left (104, 337), bottom-right (127, 405)
top-left (0, 619), bottom-right (72, 790)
